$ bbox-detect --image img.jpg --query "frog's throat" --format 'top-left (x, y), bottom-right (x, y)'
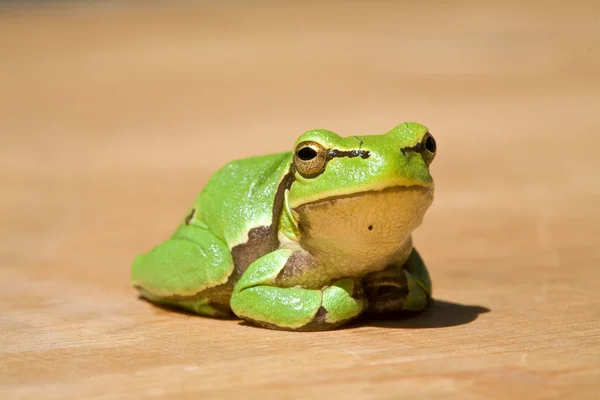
top-left (280, 184), bottom-right (433, 243)
top-left (289, 185), bottom-right (434, 268)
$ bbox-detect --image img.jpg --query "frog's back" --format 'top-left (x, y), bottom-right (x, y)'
top-left (193, 151), bottom-right (292, 248)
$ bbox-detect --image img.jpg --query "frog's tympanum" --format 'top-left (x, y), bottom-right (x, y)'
top-left (132, 122), bottom-right (437, 331)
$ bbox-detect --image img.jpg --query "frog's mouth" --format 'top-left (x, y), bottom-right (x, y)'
top-left (292, 185), bottom-right (433, 264)
top-left (294, 185), bottom-right (433, 211)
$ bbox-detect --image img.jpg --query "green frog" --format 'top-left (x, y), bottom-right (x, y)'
top-left (132, 122), bottom-right (436, 331)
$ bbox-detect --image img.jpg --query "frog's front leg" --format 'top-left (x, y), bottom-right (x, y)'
top-left (230, 249), bottom-right (367, 331)
top-left (364, 248), bottom-right (432, 314)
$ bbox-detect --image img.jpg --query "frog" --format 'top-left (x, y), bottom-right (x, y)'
top-left (131, 122), bottom-right (437, 331)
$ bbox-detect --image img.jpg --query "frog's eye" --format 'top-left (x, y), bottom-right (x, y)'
top-left (422, 133), bottom-right (436, 165)
top-left (294, 141), bottom-right (328, 178)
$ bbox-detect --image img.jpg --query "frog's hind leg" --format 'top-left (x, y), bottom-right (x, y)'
top-left (131, 224), bottom-right (235, 318)
top-left (136, 285), bottom-right (233, 318)
top-left (364, 248), bottom-right (432, 314)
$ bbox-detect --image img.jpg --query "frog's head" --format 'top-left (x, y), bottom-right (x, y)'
top-left (286, 122), bottom-right (436, 264)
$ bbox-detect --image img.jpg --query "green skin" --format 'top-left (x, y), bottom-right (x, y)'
top-left (132, 122), bottom-right (436, 331)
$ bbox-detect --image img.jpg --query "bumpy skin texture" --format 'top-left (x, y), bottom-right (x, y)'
top-left (132, 122), bottom-right (436, 330)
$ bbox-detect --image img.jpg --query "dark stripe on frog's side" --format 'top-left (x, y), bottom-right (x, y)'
top-left (270, 164), bottom-right (297, 237)
top-left (231, 164), bottom-right (296, 276)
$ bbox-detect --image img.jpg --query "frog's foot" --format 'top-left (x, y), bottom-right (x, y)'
top-left (131, 225), bottom-right (235, 318)
top-left (230, 249), bottom-right (367, 331)
top-left (364, 248), bottom-right (432, 314)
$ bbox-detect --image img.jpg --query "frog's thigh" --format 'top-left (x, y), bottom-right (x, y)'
top-left (365, 248), bottom-right (432, 313)
top-left (131, 225), bottom-right (234, 317)
top-left (230, 249), bottom-right (367, 331)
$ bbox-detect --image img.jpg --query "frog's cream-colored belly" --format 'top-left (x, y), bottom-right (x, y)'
top-left (294, 186), bottom-right (433, 280)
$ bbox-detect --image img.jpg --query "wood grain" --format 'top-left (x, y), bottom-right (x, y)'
top-left (1, 1), bottom-right (599, 399)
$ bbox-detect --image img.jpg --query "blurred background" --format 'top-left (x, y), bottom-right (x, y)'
top-left (1, 1), bottom-right (599, 398)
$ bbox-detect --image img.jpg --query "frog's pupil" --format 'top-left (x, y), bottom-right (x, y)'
top-left (425, 135), bottom-right (436, 153)
top-left (298, 147), bottom-right (317, 161)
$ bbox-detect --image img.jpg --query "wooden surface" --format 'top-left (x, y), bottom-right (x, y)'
top-left (1, 1), bottom-right (599, 399)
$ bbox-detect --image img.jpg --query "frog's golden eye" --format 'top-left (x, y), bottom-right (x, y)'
top-left (294, 141), bottom-right (328, 178)
top-left (422, 132), bottom-right (436, 165)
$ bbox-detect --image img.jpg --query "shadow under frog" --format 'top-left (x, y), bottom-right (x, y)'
top-left (353, 299), bottom-right (490, 330)
top-left (145, 296), bottom-right (490, 331)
